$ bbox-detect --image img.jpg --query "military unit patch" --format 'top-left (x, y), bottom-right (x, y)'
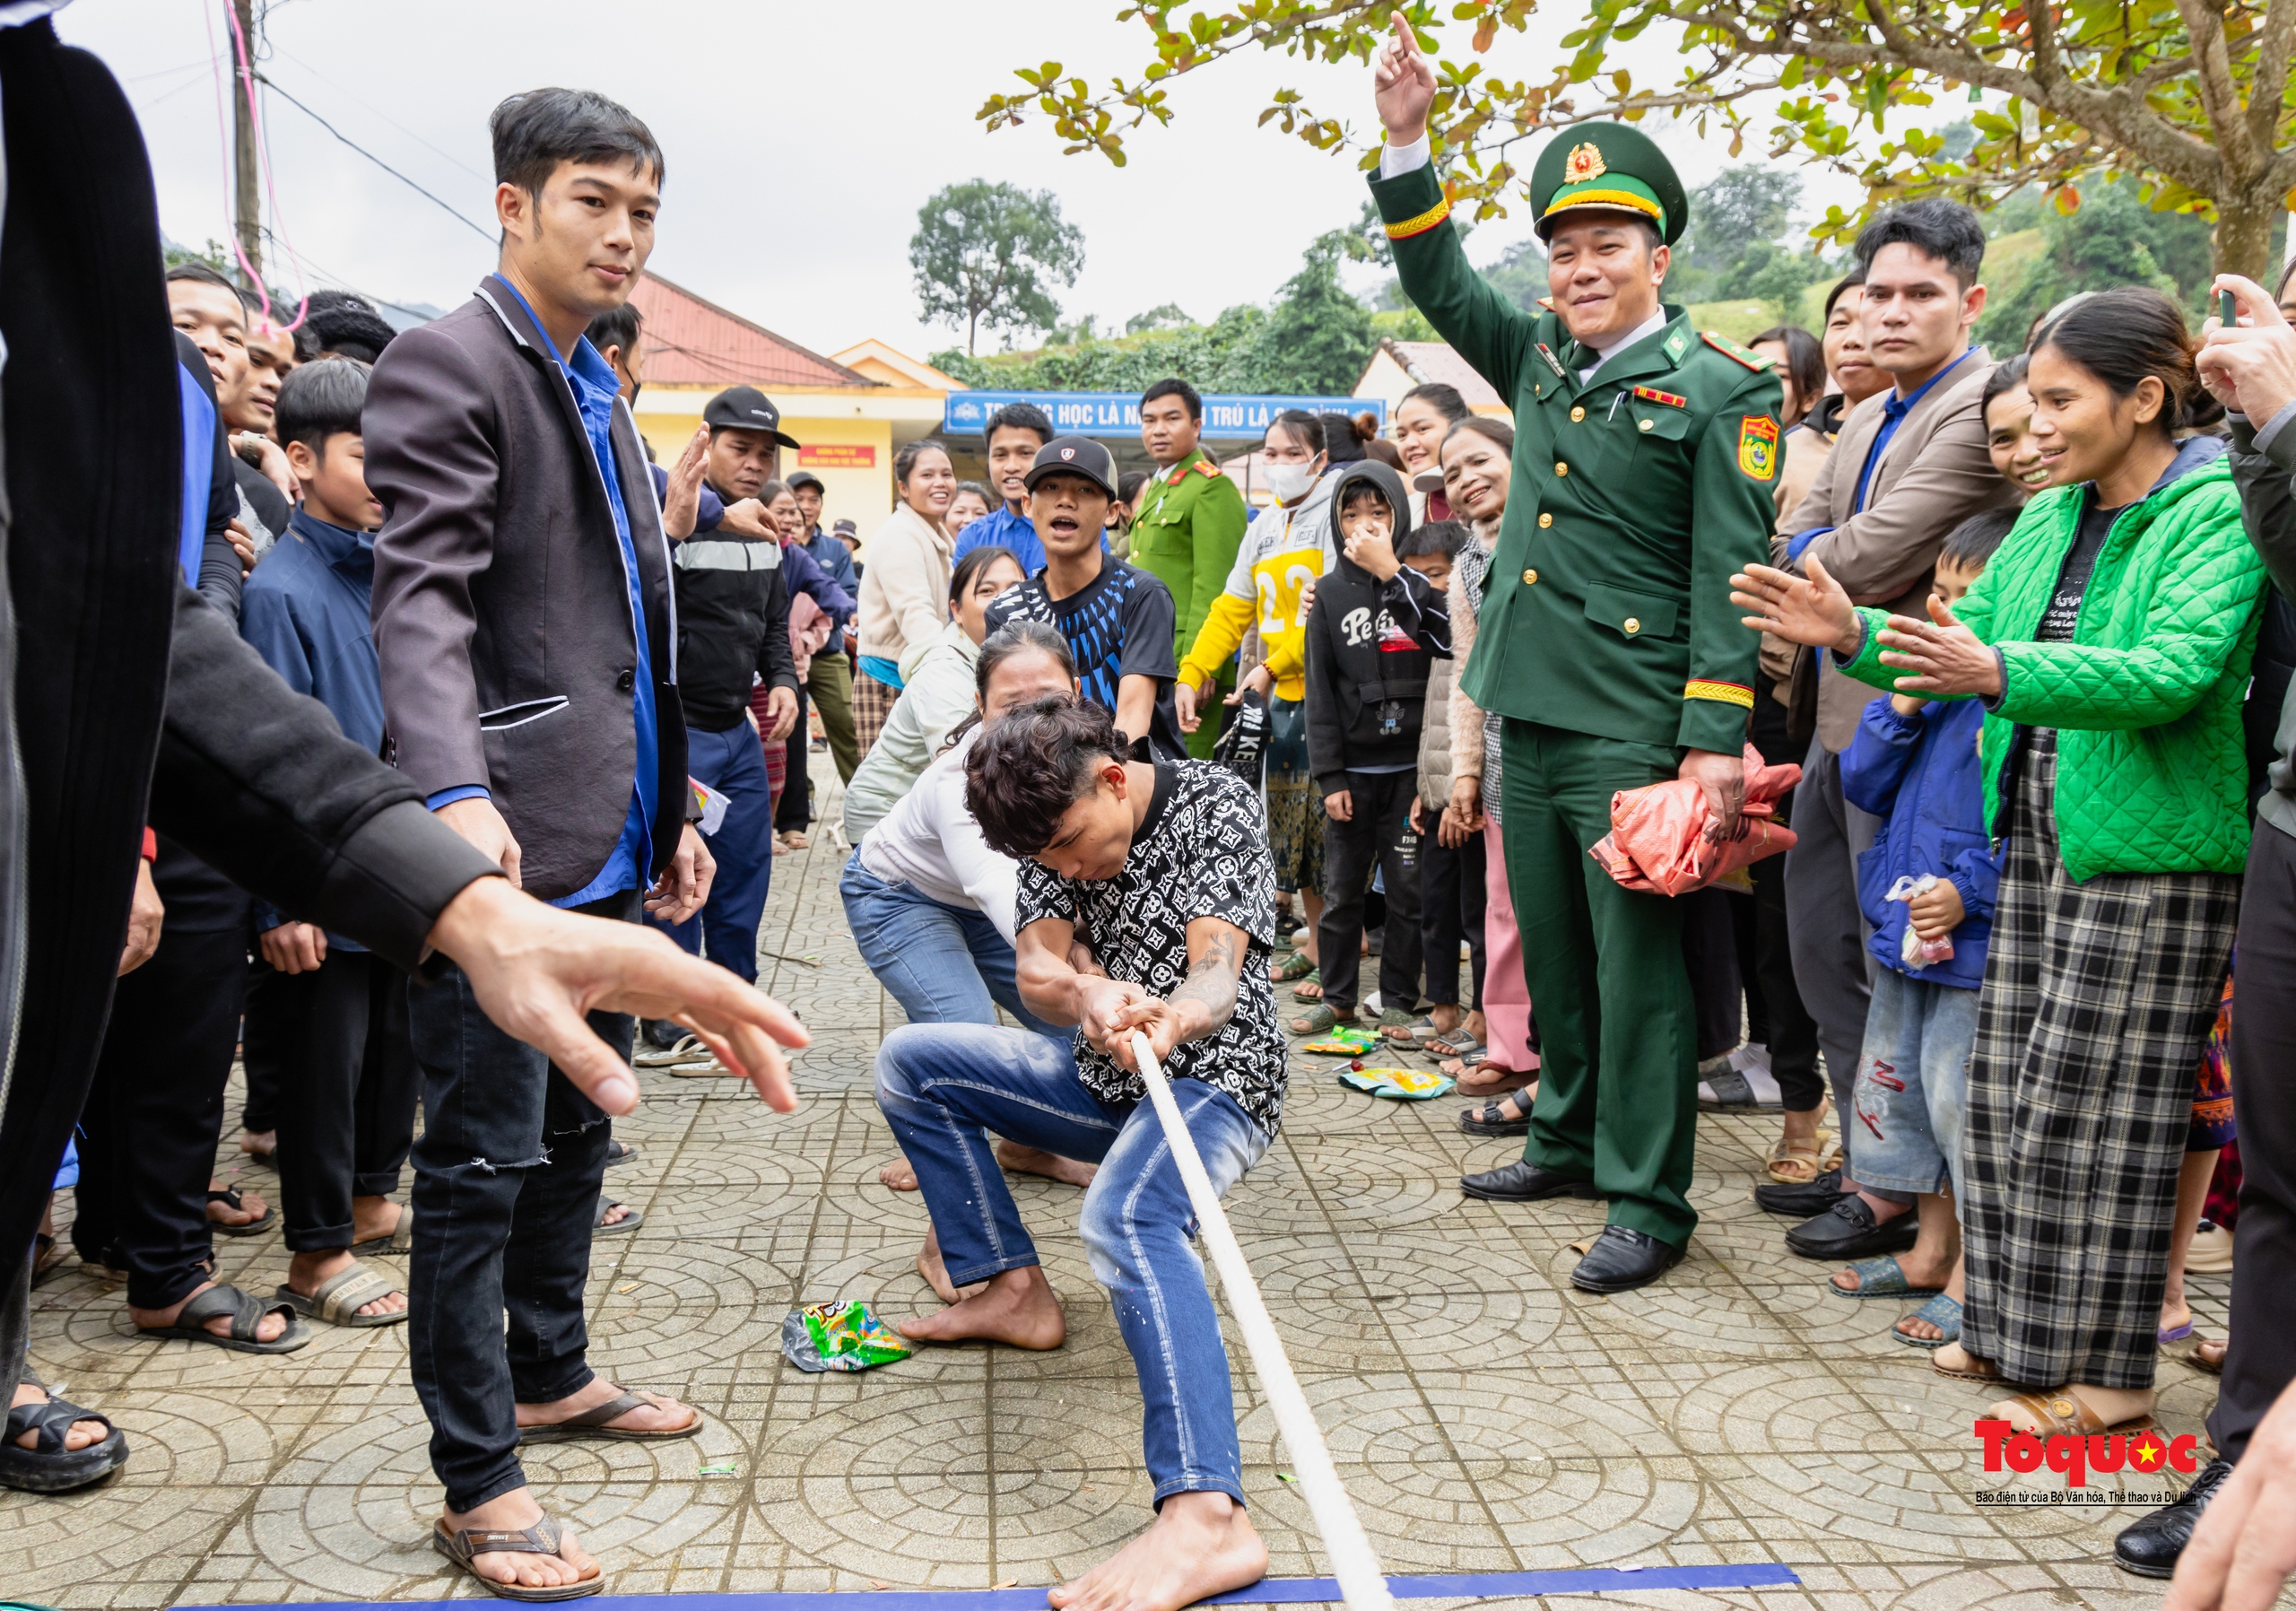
top-left (1701, 330), bottom-right (1775, 370)
top-left (1737, 414), bottom-right (1779, 481)
top-left (1631, 385), bottom-right (1688, 409)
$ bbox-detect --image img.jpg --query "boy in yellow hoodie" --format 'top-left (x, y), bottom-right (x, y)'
top-left (1176, 411), bottom-right (1339, 986)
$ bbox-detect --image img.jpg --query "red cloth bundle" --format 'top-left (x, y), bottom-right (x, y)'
top-left (1589, 745), bottom-right (1802, 896)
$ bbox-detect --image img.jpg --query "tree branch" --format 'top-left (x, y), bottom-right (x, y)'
top-left (2171, 0), bottom-right (2261, 181)
top-left (2250, 0), bottom-right (2296, 156)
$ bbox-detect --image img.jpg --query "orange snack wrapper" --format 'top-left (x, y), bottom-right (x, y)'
top-left (1588, 744), bottom-right (1802, 896)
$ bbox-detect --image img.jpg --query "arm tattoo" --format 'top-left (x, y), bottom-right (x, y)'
top-left (1170, 927), bottom-right (1241, 1042)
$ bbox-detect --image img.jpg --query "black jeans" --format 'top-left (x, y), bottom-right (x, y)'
top-left (274, 949), bottom-right (419, 1252)
top-left (239, 955), bottom-right (291, 1136)
top-left (405, 890), bottom-right (632, 1513)
top-left (1749, 693), bottom-right (1824, 1112)
top-left (1317, 770), bottom-right (1423, 1015)
top-left (777, 684), bottom-right (812, 832)
top-left (1420, 821), bottom-right (1486, 1010)
top-left (73, 923), bottom-right (248, 1310)
top-left (2209, 819), bottom-right (2296, 1462)
top-left (1680, 889), bottom-right (1743, 1063)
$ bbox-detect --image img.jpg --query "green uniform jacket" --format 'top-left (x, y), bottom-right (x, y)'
top-left (1370, 162), bottom-right (1781, 755)
top-left (1838, 450), bottom-right (2266, 880)
top-left (1127, 447), bottom-right (1249, 666)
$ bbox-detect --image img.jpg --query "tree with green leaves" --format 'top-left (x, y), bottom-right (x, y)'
top-left (978, 0), bottom-right (2296, 279)
top-left (910, 179), bottom-right (1086, 354)
top-left (1253, 231), bottom-right (1378, 393)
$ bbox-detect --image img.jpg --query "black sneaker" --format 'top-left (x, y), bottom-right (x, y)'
top-left (1754, 1166), bottom-right (1844, 1217)
top-left (2114, 1456), bottom-right (2234, 1578)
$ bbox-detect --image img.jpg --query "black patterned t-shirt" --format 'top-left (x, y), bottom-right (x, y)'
top-left (986, 560), bottom-right (1187, 760)
top-left (1013, 762), bottom-right (1288, 1134)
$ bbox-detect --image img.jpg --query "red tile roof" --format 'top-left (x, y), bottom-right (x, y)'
top-left (1381, 339), bottom-right (1503, 408)
top-left (627, 273), bottom-right (877, 390)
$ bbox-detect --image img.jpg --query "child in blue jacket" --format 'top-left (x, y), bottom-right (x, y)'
top-left (1800, 509), bottom-right (2013, 1351)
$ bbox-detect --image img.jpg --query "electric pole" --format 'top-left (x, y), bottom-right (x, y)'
top-left (231, 0), bottom-right (262, 286)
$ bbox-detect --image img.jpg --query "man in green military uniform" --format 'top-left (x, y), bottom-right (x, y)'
top-left (1370, 15), bottom-right (1782, 1293)
top-left (1128, 377), bottom-right (1248, 757)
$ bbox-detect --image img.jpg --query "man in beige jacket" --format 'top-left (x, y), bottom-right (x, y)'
top-left (1759, 199), bottom-right (2022, 1258)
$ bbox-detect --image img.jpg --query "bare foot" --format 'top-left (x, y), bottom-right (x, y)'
top-left (286, 1249), bottom-right (405, 1319)
top-left (2161, 1297), bottom-right (2194, 1337)
top-left (1831, 1254), bottom-right (1949, 1295)
top-left (239, 1129), bottom-right (275, 1161)
top-left (130, 1279), bottom-right (287, 1343)
top-left (897, 1266), bottom-right (1065, 1350)
top-left (879, 1159), bottom-right (919, 1191)
top-left (517, 1378), bottom-right (697, 1435)
top-left (205, 1180), bottom-right (268, 1228)
top-left (599, 1200), bottom-right (635, 1228)
top-left (9, 1382), bottom-right (105, 1451)
top-left (350, 1196), bottom-right (403, 1245)
top-left (2195, 1337), bottom-right (2229, 1371)
top-left (917, 1227), bottom-right (987, 1305)
top-left (1935, 1342), bottom-right (1989, 1377)
top-left (996, 1141), bottom-right (1099, 1189)
top-left (1048, 1490), bottom-right (1266, 1611)
top-left (1986, 1383), bottom-right (2155, 1432)
top-left (442, 1485), bottom-right (598, 1594)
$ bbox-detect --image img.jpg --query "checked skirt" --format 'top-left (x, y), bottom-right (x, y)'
top-left (1961, 731), bottom-right (2240, 1390)
top-left (853, 667), bottom-right (899, 764)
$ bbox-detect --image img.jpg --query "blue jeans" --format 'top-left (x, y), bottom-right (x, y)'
top-left (1848, 964), bottom-right (1979, 1197)
top-left (839, 850), bottom-right (1062, 1037)
top-left (874, 1023), bottom-right (1268, 1506)
top-left (654, 721), bottom-right (773, 983)
top-left (405, 891), bottom-right (634, 1513)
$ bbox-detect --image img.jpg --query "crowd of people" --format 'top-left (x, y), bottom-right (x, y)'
top-left (6, 8), bottom-right (2296, 1608)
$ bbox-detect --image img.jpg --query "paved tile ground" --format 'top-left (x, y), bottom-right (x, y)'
top-left (0, 769), bottom-right (2242, 1608)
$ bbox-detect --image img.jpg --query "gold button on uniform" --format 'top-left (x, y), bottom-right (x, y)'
top-left (1556, 462), bottom-right (1569, 475)
top-left (1570, 405), bottom-right (1585, 422)
top-left (1638, 418), bottom-right (1654, 431)
top-left (1538, 512), bottom-right (1553, 528)
top-left (1522, 569), bottom-right (1539, 586)
top-left (1624, 617), bottom-right (1641, 635)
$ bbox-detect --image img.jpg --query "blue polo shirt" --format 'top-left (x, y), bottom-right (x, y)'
top-left (428, 275), bottom-right (658, 908)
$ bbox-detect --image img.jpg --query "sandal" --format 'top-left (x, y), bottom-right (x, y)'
top-left (206, 1185), bottom-right (275, 1236)
top-left (1766, 1131), bottom-right (1828, 1186)
top-left (0, 1391), bottom-right (128, 1493)
top-left (1427, 1026), bottom-right (1478, 1057)
top-left (2191, 1337), bottom-right (2228, 1375)
top-left (1271, 952), bottom-right (1317, 983)
top-left (30, 1232), bottom-right (65, 1286)
top-left (595, 1197), bottom-right (642, 1236)
top-left (1292, 975), bottom-right (1325, 1001)
top-left (2000, 1389), bottom-right (2148, 1439)
top-left (517, 1389), bottom-right (701, 1446)
top-left (1830, 1257), bottom-right (1944, 1301)
top-left (276, 1261), bottom-right (407, 1328)
top-left (135, 1284), bottom-right (309, 1354)
top-left (350, 1205), bottom-right (413, 1254)
top-left (604, 1138), bottom-right (639, 1170)
top-left (1454, 1057), bottom-right (1532, 1093)
top-left (779, 831), bottom-right (809, 851)
top-left (634, 1033), bottom-right (714, 1069)
top-left (432, 1515), bottom-right (608, 1601)
top-left (1459, 1089), bottom-right (1534, 1137)
top-left (1382, 1014), bottom-right (1441, 1046)
top-left (1894, 1293), bottom-right (1962, 1349)
top-left (1288, 1003), bottom-right (1342, 1037)
top-left (1932, 1348), bottom-right (2002, 1384)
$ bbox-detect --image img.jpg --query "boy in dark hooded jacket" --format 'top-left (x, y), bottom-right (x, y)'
top-left (1301, 459), bottom-right (1451, 1034)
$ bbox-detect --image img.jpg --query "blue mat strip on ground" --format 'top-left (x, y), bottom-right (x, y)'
top-left (175, 1563), bottom-right (1802, 1610)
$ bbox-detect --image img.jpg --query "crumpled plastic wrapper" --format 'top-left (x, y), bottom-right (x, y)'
top-left (781, 1300), bottom-right (912, 1372)
top-left (1887, 874), bottom-right (1957, 967)
top-left (1589, 744), bottom-right (1801, 896)
top-left (1337, 1063), bottom-right (1457, 1101)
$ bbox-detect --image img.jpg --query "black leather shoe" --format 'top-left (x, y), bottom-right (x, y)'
top-left (1460, 1161), bottom-right (1599, 1202)
top-left (1753, 1166), bottom-right (1843, 1217)
top-left (2114, 1457), bottom-right (2234, 1578)
top-left (1784, 1194), bottom-right (1920, 1259)
top-left (1570, 1225), bottom-right (1685, 1292)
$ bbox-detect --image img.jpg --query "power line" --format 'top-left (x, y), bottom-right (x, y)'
top-left (255, 72), bottom-right (495, 241)
top-left (267, 42), bottom-right (488, 182)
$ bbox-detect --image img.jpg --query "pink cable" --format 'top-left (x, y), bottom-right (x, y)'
top-left (219, 1), bottom-right (307, 335)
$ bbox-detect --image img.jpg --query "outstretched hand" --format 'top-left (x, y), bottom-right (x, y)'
top-left (1372, 11), bottom-right (1437, 146)
top-left (660, 426), bottom-right (709, 540)
top-left (1732, 555), bottom-right (1862, 657)
top-left (1874, 592), bottom-right (2002, 699)
top-left (426, 876), bottom-right (806, 1116)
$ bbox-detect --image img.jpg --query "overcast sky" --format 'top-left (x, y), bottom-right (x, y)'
top-left (57, 0), bottom-right (1851, 360)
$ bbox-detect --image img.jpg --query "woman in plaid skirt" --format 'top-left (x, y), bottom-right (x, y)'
top-left (1736, 289), bottom-right (2269, 1441)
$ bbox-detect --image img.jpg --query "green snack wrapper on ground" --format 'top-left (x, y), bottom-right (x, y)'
top-left (1300, 1027), bottom-right (1382, 1056)
top-left (782, 1300), bottom-right (912, 1372)
top-left (1336, 1064), bottom-right (1457, 1101)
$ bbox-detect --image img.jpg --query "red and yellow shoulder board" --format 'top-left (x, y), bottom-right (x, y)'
top-left (1631, 385), bottom-right (1688, 409)
top-left (1701, 330), bottom-right (1774, 370)
top-left (1193, 459), bottom-right (1223, 478)
top-left (1737, 414), bottom-right (1779, 481)
top-left (1537, 296), bottom-right (1557, 311)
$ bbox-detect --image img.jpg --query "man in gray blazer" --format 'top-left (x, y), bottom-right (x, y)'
top-left (367, 87), bottom-right (721, 1598)
top-left (1761, 200), bottom-right (2021, 1260)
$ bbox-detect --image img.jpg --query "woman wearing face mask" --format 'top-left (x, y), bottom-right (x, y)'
top-left (1735, 287), bottom-right (2266, 1445)
top-left (1393, 381), bottom-right (1472, 525)
top-left (1174, 411), bottom-right (1338, 990)
top-left (1436, 417), bottom-right (1542, 1112)
top-left (855, 440), bottom-right (961, 758)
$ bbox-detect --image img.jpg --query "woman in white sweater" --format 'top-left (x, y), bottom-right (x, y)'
top-left (854, 440), bottom-right (960, 755)
top-left (842, 545), bottom-right (1028, 840)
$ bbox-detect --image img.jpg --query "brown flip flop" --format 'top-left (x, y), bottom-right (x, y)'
top-left (431, 1516), bottom-right (607, 1601)
top-left (516, 1389), bottom-right (701, 1445)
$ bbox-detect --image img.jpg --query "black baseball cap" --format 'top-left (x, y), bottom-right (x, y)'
top-left (831, 518), bottom-right (858, 536)
top-left (702, 385), bottom-right (801, 448)
top-left (787, 469), bottom-right (824, 493)
top-left (1022, 435), bottom-right (1118, 498)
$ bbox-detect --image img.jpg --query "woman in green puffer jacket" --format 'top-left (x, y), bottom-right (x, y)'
top-left (1735, 288), bottom-right (2267, 1443)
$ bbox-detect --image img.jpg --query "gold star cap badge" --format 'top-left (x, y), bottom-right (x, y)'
top-left (1562, 143), bottom-right (1607, 184)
